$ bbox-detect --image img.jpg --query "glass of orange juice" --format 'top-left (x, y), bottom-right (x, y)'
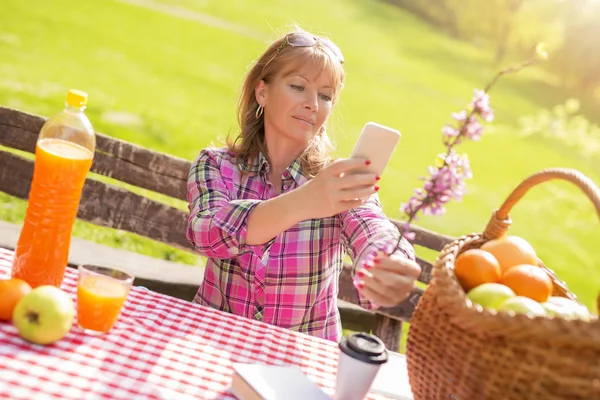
top-left (77, 265), bottom-right (134, 334)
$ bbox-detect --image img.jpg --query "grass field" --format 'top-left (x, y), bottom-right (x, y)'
top-left (1, 0), bottom-right (599, 320)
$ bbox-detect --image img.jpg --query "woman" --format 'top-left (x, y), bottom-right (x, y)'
top-left (186, 28), bottom-right (420, 342)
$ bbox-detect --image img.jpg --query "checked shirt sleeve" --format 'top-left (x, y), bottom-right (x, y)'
top-left (339, 193), bottom-right (416, 309)
top-left (186, 149), bottom-right (271, 259)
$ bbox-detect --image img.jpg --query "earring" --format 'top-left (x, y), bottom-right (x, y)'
top-left (255, 104), bottom-right (264, 119)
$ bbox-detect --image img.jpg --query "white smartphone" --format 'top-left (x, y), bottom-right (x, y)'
top-left (349, 122), bottom-right (401, 176)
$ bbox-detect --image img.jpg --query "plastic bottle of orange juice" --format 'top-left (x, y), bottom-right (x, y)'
top-left (12, 89), bottom-right (96, 288)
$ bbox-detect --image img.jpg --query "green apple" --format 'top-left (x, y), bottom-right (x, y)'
top-left (545, 296), bottom-right (593, 321)
top-left (498, 296), bottom-right (547, 317)
top-left (467, 283), bottom-right (516, 310)
top-left (572, 307), bottom-right (594, 322)
top-left (12, 285), bottom-right (75, 345)
top-left (545, 296), bottom-right (578, 309)
top-left (542, 301), bottom-right (576, 320)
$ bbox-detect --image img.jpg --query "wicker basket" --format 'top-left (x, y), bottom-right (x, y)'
top-left (406, 168), bottom-right (600, 400)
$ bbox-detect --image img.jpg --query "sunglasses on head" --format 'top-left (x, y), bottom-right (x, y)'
top-left (273, 32), bottom-right (345, 64)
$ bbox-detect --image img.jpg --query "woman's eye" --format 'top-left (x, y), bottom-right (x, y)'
top-left (319, 93), bottom-right (333, 102)
top-left (290, 84), bottom-right (304, 91)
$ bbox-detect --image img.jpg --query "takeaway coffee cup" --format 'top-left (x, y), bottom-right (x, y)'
top-left (334, 332), bottom-right (389, 400)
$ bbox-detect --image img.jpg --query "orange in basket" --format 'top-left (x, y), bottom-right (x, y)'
top-left (500, 264), bottom-right (553, 302)
top-left (480, 235), bottom-right (537, 273)
top-left (454, 249), bottom-right (501, 291)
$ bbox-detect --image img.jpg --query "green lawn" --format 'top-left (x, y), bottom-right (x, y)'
top-left (1, 0), bottom-right (598, 327)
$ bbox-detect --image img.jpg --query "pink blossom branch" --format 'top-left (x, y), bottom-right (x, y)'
top-left (399, 53), bottom-right (546, 242)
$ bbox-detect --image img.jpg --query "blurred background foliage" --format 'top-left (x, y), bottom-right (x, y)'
top-left (390, 0), bottom-right (600, 97)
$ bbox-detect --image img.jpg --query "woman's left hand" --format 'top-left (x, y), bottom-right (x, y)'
top-left (354, 250), bottom-right (421, 308)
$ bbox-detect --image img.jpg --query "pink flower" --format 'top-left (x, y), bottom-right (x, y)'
top-left (471, 89), bottom-right (494, 122)
top-left (402, 230), bottom-right (416, 241)
top-left (442, 89), bottom-right (494, 147)
top-left (442, 125), bottom-right (460, 145)
top-left (400, 151), bottom-right (472, 219)
top-left (452, 110), bottom-right (467, 121)
top-left (464, 117), bottom-right (483, 141)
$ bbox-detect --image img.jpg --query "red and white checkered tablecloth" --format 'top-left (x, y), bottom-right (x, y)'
top-left (0, 247), bottom-right (399, 400)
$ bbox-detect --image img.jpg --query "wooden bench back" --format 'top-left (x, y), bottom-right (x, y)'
top-left (0, 107), bottom-right (454, 350)
top-left (0, 107), bottom-right (191, 249)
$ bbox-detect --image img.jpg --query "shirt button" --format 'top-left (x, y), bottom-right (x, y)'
top-left (283, 185), bottom-right (289, 190)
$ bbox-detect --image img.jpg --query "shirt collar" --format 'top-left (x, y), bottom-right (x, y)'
top-left (244, 152), bottom-right (308, 185)
top-left (285, 157), bottom-right (308, 186)
top-left (243, 152), bottom-right (269, 175)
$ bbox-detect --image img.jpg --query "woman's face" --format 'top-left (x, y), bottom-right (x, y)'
top-left (256, 63), bottom-right (336, 148)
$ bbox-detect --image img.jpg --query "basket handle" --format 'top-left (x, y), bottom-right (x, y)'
top-left (479, 168), bottom-right (600, 308)
top-left (483, 168), bottom-right (600, 240)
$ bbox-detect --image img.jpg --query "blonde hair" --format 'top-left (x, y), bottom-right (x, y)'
top-left (227, 28), bottom-right (345, 178)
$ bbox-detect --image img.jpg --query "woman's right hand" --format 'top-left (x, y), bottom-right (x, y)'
top-left (294, 158), bottom-right (379, 220)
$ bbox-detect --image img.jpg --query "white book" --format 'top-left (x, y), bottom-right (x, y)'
top-left (230, 363), bottom-right (330, 400)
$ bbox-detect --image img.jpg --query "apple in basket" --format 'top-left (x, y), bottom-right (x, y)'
top-left (467, 283), bottom-right (516, 309)
top-left (12, 285), bottom-right (75, 345)
top-left (497, 296), bottom-right (547, 317)
top-left (542, 296), bottom-right (594, 321)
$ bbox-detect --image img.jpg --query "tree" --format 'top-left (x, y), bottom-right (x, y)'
top-left (553, 1), bottom-right (600, 96)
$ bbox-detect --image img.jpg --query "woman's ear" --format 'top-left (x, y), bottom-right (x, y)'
top-left (255, 80), bottom-right (268, 107)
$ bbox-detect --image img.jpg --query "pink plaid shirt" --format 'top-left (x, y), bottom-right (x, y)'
top-left (186, 147), bottom-right (415, 342)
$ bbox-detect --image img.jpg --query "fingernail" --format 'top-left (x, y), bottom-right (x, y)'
top-left (375, 175), bottom-right (380, 181)
top-left (365, 160), bottom-right (371, 165)
top-left (373, 257), bottom-right (380, 264)
top-left (356, 269), bottom-right (366, 278)
top-left (374, 185), bottom-right (380, 192)
top-left (363, 261), bottom-right (374, 270)
top-left (355, 281), bottom-right (365, 290)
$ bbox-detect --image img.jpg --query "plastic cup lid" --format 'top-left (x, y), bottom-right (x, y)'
top-left (339, 332), bottom-right (389, 365)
